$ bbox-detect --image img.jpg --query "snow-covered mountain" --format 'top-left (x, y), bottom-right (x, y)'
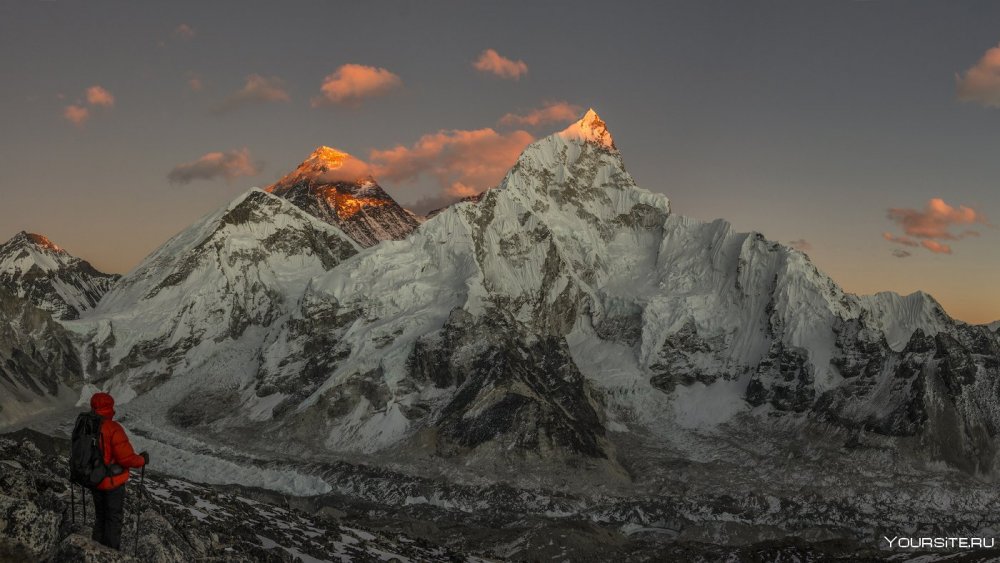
top-left (265, 146), bottom-right (419, 247)
top-left (0, 231), bottom-right (118, 320)
top-left (0, 289), bottom-right (82, 426)
top-left (73, 110), bottom-right (1000, 484)
top-left (81, 189), bottom-right (359, 405)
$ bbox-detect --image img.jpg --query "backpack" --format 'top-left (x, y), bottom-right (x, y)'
top-left (69, 412), bottom-right (111, 488)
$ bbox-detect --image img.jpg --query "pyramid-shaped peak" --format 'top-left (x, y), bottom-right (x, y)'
top-left (307, 146), bottom-right (352, 167)
top-left (5, 231), bottom-right (64, 253)
top-left (559, 108), bottom-right (615, 149)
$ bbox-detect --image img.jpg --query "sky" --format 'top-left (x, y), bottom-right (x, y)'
top-left (1, 0), bottom-right (1000, 323)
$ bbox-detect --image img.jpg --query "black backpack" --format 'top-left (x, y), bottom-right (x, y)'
top-left (69, 412), bottom-right (112, 489)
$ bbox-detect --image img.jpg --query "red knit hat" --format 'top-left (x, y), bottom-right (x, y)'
top-left (90, 392), bottom-right (115, 419)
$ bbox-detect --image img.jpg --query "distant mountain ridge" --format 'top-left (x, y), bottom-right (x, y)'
top-left (0, 231), bottom-right (118, 320)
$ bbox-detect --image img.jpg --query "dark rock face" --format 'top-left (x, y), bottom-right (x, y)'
top-left (0, 289), bottom-right (82, 422)
top-left (747, 343), bottom-right (816, 413)
top-left (650, 320), bottom-right (731, 393)
top-left (0, 231), bottom-right (119, 320)
top-left (409, 315), bottom-right (610, 460)
top-left (811, 324), bottom-right (1000, 473)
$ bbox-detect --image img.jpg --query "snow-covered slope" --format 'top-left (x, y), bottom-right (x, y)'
top-left (80, 189), bottom-right (358, 406)
top-left (0, 231), bottom-right (118, 320)
top-left (0, 289), bottom-right (82, 426)
top-left (266, 146), bottom-right (419, 247)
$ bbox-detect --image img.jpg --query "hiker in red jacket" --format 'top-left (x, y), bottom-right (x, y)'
top-left (89, 392), bottom-right (148, 550)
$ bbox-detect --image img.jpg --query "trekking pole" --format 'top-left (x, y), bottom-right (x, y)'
top-left (134, 466), bottom-right (144, 557)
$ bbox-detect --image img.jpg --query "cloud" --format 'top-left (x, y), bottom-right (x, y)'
top-left (85, 85), bottom-right (115, 108)
top-left (167, 148), bottom-right (260, 184)
top-left (956, 44), bottom-right (1000, 107)
top-left (499, 101), bottom-right (581, 127)
top-left (921, 240), bottom-right (952, 254)
top-left (886, 198), bottom-right (987, 240)
top-left (788, 239), bottom-right (812, 251)
top-left (882, 232), bottom-right (918, 247)
top-left (173, 24), bottom-right (195, 40)
top-left (188, 75), bottom-right (203, 91)
top-left (473, 49), bottom-right (528, 80)
top-left (317, 153), bottom-right (374, 184)
top-left (63, 104), bottom-right (89, 126)
top-left (891, 249), bottom-right (912, 258)
top-left (882, 198), bottom-right (989, 255)
top-left (311, 64), bottom-right (401, 107)
top-left (370, 128), bottom-right (534, 202)
top-left (214, 74), bottom-right (290, 114)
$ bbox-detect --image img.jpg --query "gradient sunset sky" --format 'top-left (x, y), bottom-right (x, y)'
top-left (2, 1), bottom-right (1000, 323)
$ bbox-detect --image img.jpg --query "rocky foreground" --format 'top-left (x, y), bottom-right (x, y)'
top-left (5, 428), bottom-right (1000, 562)
top-left (0, 429), bottom-right (479, 562)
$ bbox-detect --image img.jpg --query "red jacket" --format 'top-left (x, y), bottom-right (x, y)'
top-left (90, 393), bottom-right (146, 490)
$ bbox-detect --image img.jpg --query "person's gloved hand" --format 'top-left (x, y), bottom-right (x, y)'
top-left (140, 451), bottom-right (150, 465)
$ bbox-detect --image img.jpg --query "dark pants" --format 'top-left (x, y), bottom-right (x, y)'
top-left (91, 485), bottom-right (126, 550)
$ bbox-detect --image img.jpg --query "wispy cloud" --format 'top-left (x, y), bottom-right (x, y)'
top-left (370, 128), bottom-right (534, 206)
top-left (85, 85), bottom-right (115, 107)
top-left (214, 74), bottom-right (289, 114)
top-left (311, 64), bottom-right (401, 107)
top-left (891, 249), bottom-right (912, 258)
top-left (62, 84), bottom-right (115, 126)
top-left (882, 198), bottom-right (988, 255)
top-left (63, 104), bottom-right (89, 126)
top-left (167, 148), bottom-right (260, 184)
top-left (882, 232), bottom-right (918, 247)
top-left (956, 43), bottom-right (1000, 107)
top-left (887, 198), bottom-right (987, 240)
top-left (920, 240), bottom-right (952, 254)
top-left (473, 49), bottom-right (528, 80)
top-left (499, 101), bottom-right (581, 127)
top-left (173, 23), bottom-right (195, 40)
top-left (787, 239), bottom-right (812, 251)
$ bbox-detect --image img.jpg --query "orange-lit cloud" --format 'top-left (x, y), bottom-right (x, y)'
top-left (311, 64), bottom-right (401, 107)
top-left (499, 101), bottom-right (581, 127)
top-left (173, 24), bottom-right (195, 40)
top-left (188, 74), bottom-right (203, 91)
top-left (167, 148), bottom-right (260, 184)
top-left (317, 153), bottom-right (374, 184)
top-left (214, 74), bottom-right (290, 114)
top-left (86, 85), bottom-right (115, 108)
top-left (882, 232), bottom-right (918, 247)
top-left (921, 240), bottom-right (952, 254)
top-left (63, 105), bottom-right (89, 126)
top-left (956, 44), bottom-right (1000, 107)
top-left (370, 128), bottom-right (534, 201)
top-left (473, 49), bottom-right (528, 80)
top-left (788, 239), bottom-right (812, 251)
top-left (887, 198), bottom-right (987, 240)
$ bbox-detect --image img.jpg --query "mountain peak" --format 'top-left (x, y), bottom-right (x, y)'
top-left (559, 108), bottom-right (615, 150)
top-left (6, 231), bottom-right (63, 253)
top-left (265, 147), bottom-right (419, 247)
top-left (268, 146), bottom-right (375, 190)
top-left (307, 146), bottom-right (352, 168)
